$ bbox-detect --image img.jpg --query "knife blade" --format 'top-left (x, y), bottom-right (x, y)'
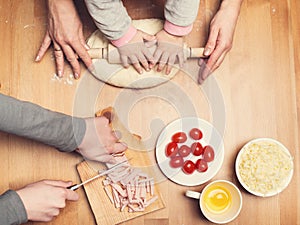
top-left (68, 159), bottom-right (129, 191)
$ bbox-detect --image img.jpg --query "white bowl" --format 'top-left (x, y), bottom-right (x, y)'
top-left (235, 138), bottom-right (294, 197)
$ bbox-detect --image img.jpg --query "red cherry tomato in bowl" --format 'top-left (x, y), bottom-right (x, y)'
top-left (172, 132), bottom-right (187, 143)
top-left (203, 145), bottom-right (215, 162)
top-left (178, 145), bottom-right (191, 157)
top-left (189, 128), bottom-right (203, 140)
top-left (165, 142), bottom-right (178, 157)
top-left (169, 156), bottom-right (184, 168)
top-left (191, 142), bottom-right (204, 156)
top-left (182, 160), bottom-right (196, 174)
top-left (195, 159), bottom-right (208, 172)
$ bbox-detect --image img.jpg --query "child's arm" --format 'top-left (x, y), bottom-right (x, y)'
top-left (153, 0), bottom-right (200, 74)
top-left (85, 0), bottom-right (155, 73)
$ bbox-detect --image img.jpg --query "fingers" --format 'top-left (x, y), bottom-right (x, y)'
top-left (35, 32), bottom-right (52, 62)
top-left (43, 180), bottom-right (79, 201)
top-left (65, 189), bottom-right (80, 201)
top-left (53, 43), bottom-right (65, 77)
top-left (204, 27), bottom-right (219, 57)
top-left (71, 41), bottom-right (93, 72)
top-left (38, 32), bottom-right (92, 79)
top-left (198, 27), bottom-right (230, 83)
top-left (112, 142), bottom-right (127, 153)
top-left (61, 44), bottom-right (81, 79)
top-left (129, 56), bottom-right (143, 74)
top-left (43, 180), bottom-right (72, 188)
top-left (198, 46), bottom-right (228, 84)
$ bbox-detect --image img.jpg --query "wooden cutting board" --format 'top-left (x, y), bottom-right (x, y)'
top-left (76, 107), bottom-right (165, 225)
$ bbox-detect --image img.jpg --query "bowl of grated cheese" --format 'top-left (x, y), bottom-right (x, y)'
top-left (235, 138), bottom-right (294, 197)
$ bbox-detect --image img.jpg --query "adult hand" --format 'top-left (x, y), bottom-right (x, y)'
top-left (16, 180), bottom-right (78, 222)
top-left (153, 29), bottom-right (185, 75)
top-left (117, 30), bottom-right (156, 74)
top-left (198, 0), bottom-right (242, 84)
top-left (76, 117), bottom-right (127, 164)
top-left (35, 0), bottom-right (92, 79)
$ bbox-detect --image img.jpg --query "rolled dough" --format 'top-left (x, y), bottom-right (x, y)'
top-left (87, 19), bottom-right (180, 89)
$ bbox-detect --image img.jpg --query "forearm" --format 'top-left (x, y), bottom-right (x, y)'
top-left (163, 0), bottom-right (200, 36)
top-left (165, 0), bottom-right (200, 26)
top-left (0, 190), bottom-right (27, 225)
top-left (84, 0), bottom-right (131, 40)
top-left (220, 0), bottom-right (243, 14)
top-left (0, 93), bottom-right (85, 152)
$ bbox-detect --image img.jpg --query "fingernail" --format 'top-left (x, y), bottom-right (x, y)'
top-left (84, 44), bottom-right (90, 50)
top-left (204, 48), bottom-right (211, 56)
top-left (35, 55), bottom-right (40, 61)
top-left (58, 70), bottom-right (63, 77)
top-left (138, 70), bottom-right (143, 74)
top-left (74, 73), bottom-right (79, 79)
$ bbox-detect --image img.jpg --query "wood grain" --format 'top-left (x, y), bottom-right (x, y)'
top-left (76, 160), bottom-right (165, 225)
top-left (0, 0), bottom-right (299, 225)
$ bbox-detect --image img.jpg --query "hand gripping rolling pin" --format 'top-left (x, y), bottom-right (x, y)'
top-left (87, 43), bottom-right (205, 64)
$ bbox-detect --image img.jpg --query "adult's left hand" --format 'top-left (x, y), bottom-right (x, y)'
top-left (76, 117), bottom-right (127, 164)
top-left (198, 0), bottom-right (243, 84)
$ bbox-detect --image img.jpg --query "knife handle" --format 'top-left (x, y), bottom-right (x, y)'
top-left (67, 184), bottom-right (79, 191)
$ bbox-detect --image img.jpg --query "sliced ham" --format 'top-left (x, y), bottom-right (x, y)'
top-left (102, 157), bottom-right (157, 213)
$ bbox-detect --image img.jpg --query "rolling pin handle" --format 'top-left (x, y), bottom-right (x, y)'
top-left (189, 47), bottom-right (206, 58)
top-left (88, 48), bottom-right (109, 59)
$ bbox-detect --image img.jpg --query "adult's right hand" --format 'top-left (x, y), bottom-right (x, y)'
top-left (35, 0), bottom-right (92, 79)
top-left (16, 180), bottom-right (79, 222)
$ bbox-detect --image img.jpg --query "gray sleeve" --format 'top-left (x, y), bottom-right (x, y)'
top-left (84, 0), bottom-right (131, 40)
top-left (164, 0), bottom-right (200, 26)
top-left (0, 190), bottom-right (27, 225)
top-left (0, 93), bottom-right (86, 152)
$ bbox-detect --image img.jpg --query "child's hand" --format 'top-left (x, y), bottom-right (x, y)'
top-left (153, 30), bottom-right (185, 75)
top-left (76, 117), bottom-right (127, 164)
top-left (117, 30), bottom-right (156, 74)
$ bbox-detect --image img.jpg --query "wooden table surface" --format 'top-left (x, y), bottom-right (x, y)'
top-left (0, 0), bottom-right (299, 224)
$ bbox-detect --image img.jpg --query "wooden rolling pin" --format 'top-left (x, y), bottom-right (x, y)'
top-left (87, 44), bottom-right (205, 64)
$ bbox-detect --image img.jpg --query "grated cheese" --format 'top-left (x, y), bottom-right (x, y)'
top-left (238, 141), bottom-right (293, 196)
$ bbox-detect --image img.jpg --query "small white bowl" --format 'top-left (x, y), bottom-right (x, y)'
top-left (235, 138), bottom-right (294, 197)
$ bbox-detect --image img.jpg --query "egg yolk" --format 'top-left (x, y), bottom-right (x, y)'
top-left (203, 186), bottom-right (232, 213)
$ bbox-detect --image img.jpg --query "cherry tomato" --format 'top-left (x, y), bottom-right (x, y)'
top-left (189, 128), bottom-right (203, 140)
top-left (178, 145), bottom-right (191, 157)
top-left (172, 132), bottom-right (187, 143)
top-left (169, 156), bottom-right (184, 168)
top-left (196, 159), bottom-right (208, 172)
top-left (203, 145), bottom-right (215, 162)
top-left (165, 142), bottom-right (178, 157)
top-left (191, 142), bottom-right (204, 156)
top-left (182, 160), bottom-right (196, 174)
